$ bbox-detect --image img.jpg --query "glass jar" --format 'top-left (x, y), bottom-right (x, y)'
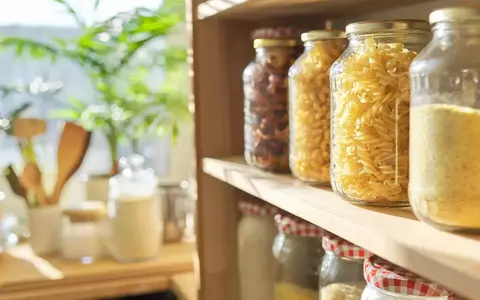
top-left (289, 30), bottom-right (347, 185)
top-left (330, 20), bottom-right (431, 206)
top-left (362, 256), bottom-right (453, 300)
top-left (159, 182), bottom-right (190, 243)
top-left (61, 201), bottom-right (105, 263)
top-left (108, 154), bottom-right (162, 262)
top-left (319, 233), bottom-right (372, 300)
top-left (244, 28), bottom-right (300, 173)
top-left (273, 214), bottom-right (324, 300)
top-left (238, 199), bottom-right (278, 300)
top-left (409, 7), bottom-right (480, 232)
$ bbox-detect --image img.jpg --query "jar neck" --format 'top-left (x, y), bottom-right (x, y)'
top-left (347, 31), bottom-right (430, 47)
top-left (433, 21), bottom-right (480, 39)
top-left (255, 46), bottom-right (293, 58)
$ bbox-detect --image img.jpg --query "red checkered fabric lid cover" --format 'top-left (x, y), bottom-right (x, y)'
top-left (239, 201), bottom-right (278, 217)
top-left (322, 232), bottom-right (373, 259)
top-left (274, 214), bottom-right (324, 237)
top-left (364, 256), bottom-right (454, 298)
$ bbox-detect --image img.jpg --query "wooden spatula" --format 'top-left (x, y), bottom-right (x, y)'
top-left (20, 162), bottom-right (47, 206)
top-left (49, 122), bottom-right (91, 205)
top-left (12, 118), bottom-right (47, 139)
top-left (4, 165), bottom-right (28, 206)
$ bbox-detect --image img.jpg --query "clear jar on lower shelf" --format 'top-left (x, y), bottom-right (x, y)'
top-left (330, 20), bottom-right (430, 206)
top-left (409, 7), bottom-right (480, 232)
top-left (273, 214), bottom-right (324, 300)
top-left (289, 30), bottom-right (347, 185)
top-left (238, 198), bottom-right (279, 300)
top-left (362, 256), bottom-right (454, 300)
top-left (319, 233), bottom-right (372, 300)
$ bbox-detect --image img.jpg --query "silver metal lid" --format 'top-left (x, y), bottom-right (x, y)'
top-left (301, 30), bottom-right (346, 42)
top-left (346, 19), bottom-right (431, 34)
top-left (429, 6), bottom-right (480, 24)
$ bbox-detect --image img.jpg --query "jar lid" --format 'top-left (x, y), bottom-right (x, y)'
top-left (301, 30), bottom-right (346, 42)
top-left (364, 256), bottom-right (454, 298)
top-left (239, 201), bottom-right (278, 216)
top-left (253, 39), bottom-right (298, 49)
top-left (275, 214), bottom-right (324, 237)
top-left (430, 6), bottom-right (480, 24)
top-left (322, 232), bottom-right (373, 259)
top-left (346, 19), bottom-right (431, 35)
top-left (63, 201), bottom-right (105, 223)
top-left (252, 27), bottom-right (300, 40)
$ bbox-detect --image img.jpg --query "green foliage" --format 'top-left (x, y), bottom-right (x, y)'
top-left (0, 0), bottom-right (189, 171)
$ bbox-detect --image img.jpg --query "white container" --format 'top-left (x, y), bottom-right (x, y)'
top-left (108, 154), bottom-right (163, 262)
top-left (28, 205), bottom-right (62, 255)
top-left (238, 200), bottom-right (278, 300)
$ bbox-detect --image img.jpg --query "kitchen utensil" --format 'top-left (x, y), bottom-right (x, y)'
top-left (12, 118), bottom-right (46, 139)
top-left (20, 162), bottom-right (47, 206)
top-left (4, 165), bottom-right (28, 206)
top-left (50, 122), bottom-right (91, 205)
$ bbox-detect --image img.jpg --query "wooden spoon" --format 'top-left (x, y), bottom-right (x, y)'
top-left (20, 162), bottom-right (48, 206)
top-left (4, 165), bottom-right (28, 206)
top-left (49, 122), bottom-right (91, 205)
top-left (12, 118), bottom-right (47, 139)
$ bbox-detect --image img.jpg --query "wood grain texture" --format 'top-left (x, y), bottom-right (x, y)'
top-left (197, 0), bottom-right (433, 19)
top-left (0, 243), bottom-right (195, 300)
top-left (203, 156), bottom-right (480, 299)
top-left (171, 273), bottom-right (197, 300)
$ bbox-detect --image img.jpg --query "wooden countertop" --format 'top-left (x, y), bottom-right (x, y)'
top-left (171, 273), bottom-right (197, 300)
top-left (0, 242), bottom-right (195, 300)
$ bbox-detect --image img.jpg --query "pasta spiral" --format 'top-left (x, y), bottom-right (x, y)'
top-left (331, 38), bottom-right (417, 204)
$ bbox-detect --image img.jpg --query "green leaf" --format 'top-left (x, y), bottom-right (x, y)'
top-left (53, 0), bottom-right (85, 27)
top-left (49, 109), bottom-right (82, 120)
top-left (11, 103), bottom-right (32, 118)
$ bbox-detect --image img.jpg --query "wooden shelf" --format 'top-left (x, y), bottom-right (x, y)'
top-left (203, 156), bottom-right (480, 299)
top-left (0, 242), bottom-right (195, 300)
top-left (171, 273), bottom-right (198, 300)
top-left (197, 0), bottom-right (431, 20)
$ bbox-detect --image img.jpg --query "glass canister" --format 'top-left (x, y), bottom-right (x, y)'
top-left (319, 233), bottom-right (372, 300)
top-left (362, 256), bottom-right (454, 300)
top-left (238, 197), bottom-right (279, 300)
top-left (61, 201), bottom-right (105, 263)
top-left (243, 27), bottom-right (300, 173)
top-left (330, 20), bottom-right (431, 206)
top-left (108, 154), bottom-right (162, 262)
top-left (289, 30), bottom-right (347, 185)
top-left (409, 7), bottom-right (480, 232)
top-left (159, 182), bottom-right (190, 243)
top-left (273, 214), bottom-right (324, 300)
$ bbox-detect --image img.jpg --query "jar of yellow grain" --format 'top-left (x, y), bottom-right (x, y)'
top-left (330, 20), bottom-right (430, 207)
top-left (289, 30), bottom-right (347, 185)
top-left (410, 7), bottom-right (480, 232)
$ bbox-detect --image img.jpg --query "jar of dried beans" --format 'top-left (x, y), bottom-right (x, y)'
top-left (319, 233), bottom-right (372, 300)
top-left (238, 197), bottom-right (279, 300)
top-left (289, 30), bottom-right (347, 185)
top-left (410, 7), bottom-right (480, 232)
top-left (362, 256), bottom-right (456, 300)
top-left (273, 214), bottom-right (324, 300)
top-left (244, 27), bottom-right (300, 173)
top-left (330, 20), bottom-right (430, 206)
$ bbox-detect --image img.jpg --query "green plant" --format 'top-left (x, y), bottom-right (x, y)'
top-left (0, 0), bottom-right (189, 175)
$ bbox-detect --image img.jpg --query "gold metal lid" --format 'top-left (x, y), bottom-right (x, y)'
top-left (253, 39), bottom-right (297, 49)
top-left (301, 30), bottom-right (346, 42)
top-left (429, 7), bottom-right (480, 24)
top-left (63, 201), bottom-right (105, 223)
top-left (346, 19), bottom-right (431, 34)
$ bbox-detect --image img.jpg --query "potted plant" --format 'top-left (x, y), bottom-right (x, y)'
top-left (0, 0), bottom-right (189, 200)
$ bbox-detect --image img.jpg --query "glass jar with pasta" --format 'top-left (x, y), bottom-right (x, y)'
top-left (289, 30), bottom-right (347, 185)
top-left (273, 214), bottom-right (324, 300)
top-left (410, 7), bottom-right (480, 232)
top-left (330, 20), bottom-right (430, 206)
top-left (243, 27), bottom-right (300, 173)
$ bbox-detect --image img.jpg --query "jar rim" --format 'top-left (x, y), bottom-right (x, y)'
top-left (346, 19), bottom-right (431, 35)
top-left (253, 38), bottom-right (297, 48)
top-left (301, 30), bottom-right (346, 42)
top-left (430, 6), bottom-right (480, 24)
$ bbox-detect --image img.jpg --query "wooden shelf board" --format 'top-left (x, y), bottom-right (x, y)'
top-left (197, 0), bottom-right (432, 20)
top-left (171, 273), bottom-right (198, 300)
top-left (203, 156), bottom-right (480, 299)
top-left (0, 242), bottom-right (196, 300)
